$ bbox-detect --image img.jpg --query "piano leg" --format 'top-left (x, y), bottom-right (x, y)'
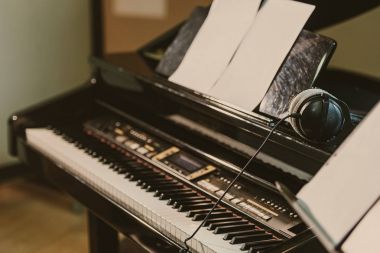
top-left (88, 211), bottom-right (119, 253)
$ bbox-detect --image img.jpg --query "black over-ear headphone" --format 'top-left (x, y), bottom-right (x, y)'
top-left (288, 88), bottom-right (353, 143)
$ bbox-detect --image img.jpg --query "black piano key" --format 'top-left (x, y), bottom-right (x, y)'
top-left (156, 181), bottom-right (182, 187)
top-left (128, 171), bottom-right (161, 180)
top-left (178, 203), bottom-right (215, 212)
top-left (116, 158), bottom-right (136, 164)
top-left (203, 217), bottom-right (243, 227)
top-left (192, 212), bottom-right (234, 221)
top-left (124, 159), bottom-right (140, 164)
top-left (248, 243), bottom-right (280, 253)
top-left (119, 159), bottom-right (138, 165)
top-left (136, 177), bottom-right (168, 186)
top-left (186, 208), bottom-right (226, 218)
top-left (141, 178), bottom-right (182, 191)
top-left (130, 163), bottom-right (152, 170)
top-left (124, 167), bottom-right (152, 173)
top-left (159, 191), bottom-right (198, 200)
top-left (67, 138), bottom-right (75, 144)
top-left (62, 134), bottom-right (74, 143)
top-left (155, 187), bottom-right (191, 193)
top-left (141, 177), bottom-right (171, 184)
top-left (167, 196), bottom-right (206, 205)
top-left (52, 129), bottom-right (62, 135)
top-left (121, 167), bottom-right (145, 175)
top-left (116, 164), bottom-right (138, 170)
top-left (90, 151), bottom-right (99, 157)
top-left (155, 184), bottom-right (188, 190)
top-left (144, 182), bottom-right (181, 191)
top-left (115, 161), bottom-right (135, 167)
top-left (172, 199), bottom-right (212, 208)
top-left (144, 177), bottom-right (177, 185)
top-left (125, 162), bottom-right (144, 168)
top-left (74, 142), bottom-right (84, 149)
top-left (191, 211), bottom-right (233, 221)
top-left (109, 163), bottom-right (119, 169)
top-left (129, 164), bottom-right (150, 170)
top-left (127, 165), bottom-right (154, 173)
top-left (139, 181), bottom-right (178, 189)
top-left (153, 188), bottom-right (191, 197)
top-left (131, 165), bottom-right (160, 173)
top-left (123, 172), bottom-right (138, 178)
top-left (135, 180), bottom-right (147, 187)
top-left (223, 229), bottom-right (265, 240)
top-left (229, 233), bottom-right (272, 244)
top-left (116, 167), bottom-right (136, 174)
top-left (137, 176), bottom-right (170, 183)
top-left (207, 220), bottom-right (249, 231)
top-left (111, 165), bottom-right (126, 172)
top-left (98, 157), bottom-right (110, 164)
top-left (158, 187), bottom-right (191, 193)
top-left (109, 162), bottom-right (127, 171)
top-left (84, 148), bottom-right (92, 154)
top-left (240, 239), bottom-right (282, 251)
top-left (213, 224), bottom-right (256, 234)
top-left (136, 172), bottom-right (164, 179)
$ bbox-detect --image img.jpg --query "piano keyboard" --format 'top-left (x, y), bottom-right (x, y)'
top-left (26, 126), bottom-right (284, 253)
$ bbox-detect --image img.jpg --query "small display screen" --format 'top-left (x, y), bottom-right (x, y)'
top-left (166, 152), bottom-right (205, 173)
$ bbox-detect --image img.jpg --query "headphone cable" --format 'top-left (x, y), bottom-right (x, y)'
top-left (180, 113), bottom-right (300, 253)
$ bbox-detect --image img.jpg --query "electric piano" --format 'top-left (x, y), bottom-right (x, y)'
top-left (8, 3), bottom-right (380, 253)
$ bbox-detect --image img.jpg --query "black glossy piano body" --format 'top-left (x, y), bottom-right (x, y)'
top-left (8, 3), bottom-right (380, 252)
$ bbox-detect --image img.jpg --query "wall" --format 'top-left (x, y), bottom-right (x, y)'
top-left (319, 6), bottom-right (380, 79)
top-left (104, 0), bottom-right (212, 53)
top-left (0, 0), bottom-right (91, 164)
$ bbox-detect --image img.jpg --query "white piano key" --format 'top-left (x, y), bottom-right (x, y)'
top-left (26, 128), bottom-right (248, 253)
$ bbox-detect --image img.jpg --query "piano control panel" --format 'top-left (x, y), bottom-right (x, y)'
top-left (153, 147), bottom-right (217, 180)
top-left (84, 117), bottom-right (304, 237)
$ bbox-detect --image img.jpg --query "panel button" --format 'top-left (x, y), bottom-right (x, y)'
top-left (137, 147), bottom-right (148, 154)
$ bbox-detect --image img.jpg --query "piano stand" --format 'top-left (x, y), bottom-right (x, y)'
top-left (88, 211), bottom-right (119, 253)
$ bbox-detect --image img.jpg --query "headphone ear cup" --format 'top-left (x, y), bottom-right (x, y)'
top-left (289, 88), bottom-right (335, 115)
top-left (289, 89), bottom-right (327, 138)
top-left (289, 88), bottom-right (344, 142)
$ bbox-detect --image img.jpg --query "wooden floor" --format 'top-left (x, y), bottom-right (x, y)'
top-left (0, 176), bottom-right (173, 253)
top-left (0, 179), bottom-right (88, 253)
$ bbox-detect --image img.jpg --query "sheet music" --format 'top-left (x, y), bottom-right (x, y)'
top-left (169, 0), bottom-right (261, 93)
top-left (342, 199), bottom-right (380, 253)
top-left (297, 102), bottom-right (380, 245)
top-left (209, 0), bottom-right (314, 111)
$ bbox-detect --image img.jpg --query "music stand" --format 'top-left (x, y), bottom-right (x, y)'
top-left (276, 181), bottom-right (343, 253)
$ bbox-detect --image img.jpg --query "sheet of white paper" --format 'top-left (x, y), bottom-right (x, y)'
top-left (297, 102), bottom-right (380, 245)
top-left (169, 0), bottom-right (261, 93)
top-left (209, 0), bottom-right (314, 111)
top-left (342, 199), bottom-right (380, 253)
